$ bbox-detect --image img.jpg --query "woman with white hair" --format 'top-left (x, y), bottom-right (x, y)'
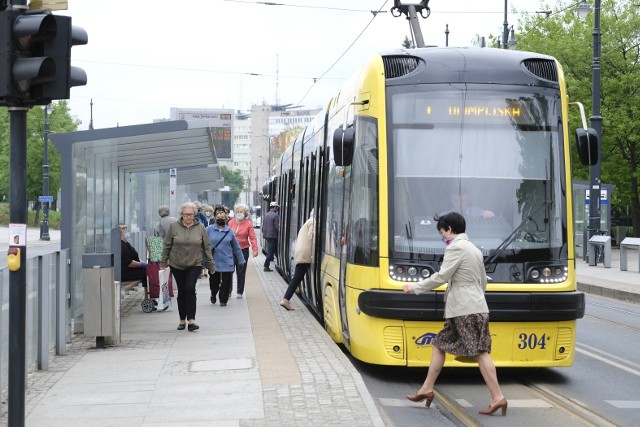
top-left (227, 203), bottom-right (259, 298)
top-left (161, 202), bottom-right (215, 331)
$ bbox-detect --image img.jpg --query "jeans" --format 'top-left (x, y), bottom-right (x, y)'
top-left (284, 263), bottom-right (310, 301)
top-left (170, 265), bottom-right (200, 321)
top-left (264, 238), bottom-right (278, 268)
top-left (235, 248), bottom-right (250, 295)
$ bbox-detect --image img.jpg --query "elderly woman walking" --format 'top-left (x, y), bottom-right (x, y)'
top-left (161, 202), bottom-right (215, 332)
top-left (227, 203), bottom-right (259, 298)
top-left (403, 212), bottom-right (507, 416)
top-left (207, 205), bottom-right (245, 306)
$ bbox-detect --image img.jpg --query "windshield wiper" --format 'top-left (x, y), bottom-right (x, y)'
top-left (405, 220), bottom-right (414, 259)
top-left (484, 200), bottom-right (551, 266)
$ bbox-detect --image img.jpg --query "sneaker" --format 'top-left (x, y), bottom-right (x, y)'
top-left (263, 267), bottom-right (273, 272)
top-left (279, 299), bottom-right (295, 311)
top-left (210, 295), bottom-right (216, 304)
top-left (237, 294), bottom-right (243, 299)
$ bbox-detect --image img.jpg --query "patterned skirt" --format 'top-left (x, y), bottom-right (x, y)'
top-left (432, 313), bottom-right (492, 357)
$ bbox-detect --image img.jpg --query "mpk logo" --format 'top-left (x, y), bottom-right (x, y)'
top-left (414, 333), bottom-right (438, 346)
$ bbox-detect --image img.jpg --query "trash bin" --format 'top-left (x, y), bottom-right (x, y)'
top-left (82, 253), bottom-right (120, 348)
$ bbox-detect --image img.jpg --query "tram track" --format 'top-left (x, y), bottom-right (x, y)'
top-left (514, 376), bottom-right (617, 427)
top-left (584, 313), bottom-right (640, 334)
top-left (427, 375), bottom-right (617, 427)
top-left (430, 388), bottom-right (480, 427)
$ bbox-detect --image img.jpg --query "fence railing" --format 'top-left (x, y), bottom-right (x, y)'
top-left (0, 249), bottom-right (70, 391)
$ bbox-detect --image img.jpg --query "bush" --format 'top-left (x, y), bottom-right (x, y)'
top-left (0, 202), bottom-right (60, 229)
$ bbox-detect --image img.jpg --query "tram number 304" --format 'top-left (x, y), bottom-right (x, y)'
top-left (517, 333), bottom-right (548, 350)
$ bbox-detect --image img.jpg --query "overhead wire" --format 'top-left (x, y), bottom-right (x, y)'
top-left (294, 0), bottom-right (389, 107)
top-left (75, 59), bottom-right (343, 81)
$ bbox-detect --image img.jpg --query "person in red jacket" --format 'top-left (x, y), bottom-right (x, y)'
top-left (227, 203), bottom-right (259, 298)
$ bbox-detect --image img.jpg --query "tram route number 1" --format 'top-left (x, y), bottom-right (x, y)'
top-left (517, 332), bottom-right (548, 350)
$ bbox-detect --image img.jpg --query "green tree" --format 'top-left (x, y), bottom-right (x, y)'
top-left (402, 35), bottom-right (414, 49)
top-left (220, 165), bottom-right (246, 207)
top-left (516, 0), bottom-right (640, 236)
top-left (0, 101), bottom-right (82, 224)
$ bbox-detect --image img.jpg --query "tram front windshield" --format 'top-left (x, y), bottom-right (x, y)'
top-left (388, 84), bottom-right (566, 261)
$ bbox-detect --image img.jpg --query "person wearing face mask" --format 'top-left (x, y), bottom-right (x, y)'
top-left (206, 205), bottom-right (245, 306)
top-left (227, 203), bottom-right (259, 298)
top-left (402, 212), bottom-right (507, 416)
top-left (204, 205), bottom-right (215, 225)
top-left (118, 223), bottom-right (147, 284)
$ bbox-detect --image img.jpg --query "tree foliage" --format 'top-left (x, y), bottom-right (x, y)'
top-left (402, 35), bottom-right (414, 49)
top-left (0, 101), bottom-right (82, 208)
top-left (220, 165), bottom-right (245, 207)
top-left (516, 0), bottom-right (640, 234)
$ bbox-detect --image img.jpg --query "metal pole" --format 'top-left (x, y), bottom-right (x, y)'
top-left (9, 106), bottom-right (28, 427)
top-left (503, 0), bottom-right (509, 49)
top-left (445, 24), bottom-right (449, 47)
top-left (407, 5), bottom-right (425, 48)
top-left (589, 0), bottom-right (602, 235)
top-left (40, 105), bottom-right (51, 241)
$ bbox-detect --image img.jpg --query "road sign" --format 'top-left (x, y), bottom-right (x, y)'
top-left (38, 195), bottom-right (53, 203)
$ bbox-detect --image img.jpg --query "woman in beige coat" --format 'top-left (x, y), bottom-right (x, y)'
top-left (279, 210), bottom-right (315, 311)
top-left (403, 212), bottom-right (507, 416)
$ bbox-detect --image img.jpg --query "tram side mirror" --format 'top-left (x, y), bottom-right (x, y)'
top-left (333, 124), bottom-right (355, 166)
top-left (575, 128), bottom-right (599, 166)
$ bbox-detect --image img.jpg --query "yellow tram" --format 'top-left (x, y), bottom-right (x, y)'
top-left (264, 47), bottom-right (594, 367)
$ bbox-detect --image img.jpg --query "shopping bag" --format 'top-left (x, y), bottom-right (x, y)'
top-left (146, 236), bottom-right (164, 262)
top-left (157, 267), bottom-right (173, 311)
top-left (147, 262), bottom-right (174, 299)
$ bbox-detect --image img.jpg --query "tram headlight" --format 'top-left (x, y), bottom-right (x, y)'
top-left (527, 263), bottom-right (568, 283)
top-left (390, 264), bottom-right (433, 282)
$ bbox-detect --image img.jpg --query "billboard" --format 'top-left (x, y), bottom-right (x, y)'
top-left (170, 108), bottom-right (233, 159)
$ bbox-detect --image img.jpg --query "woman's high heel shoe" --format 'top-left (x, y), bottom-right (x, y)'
top-left (478, 398), bottom-right (508, 416)
top-left (406, 391), bottom-right (434, 407)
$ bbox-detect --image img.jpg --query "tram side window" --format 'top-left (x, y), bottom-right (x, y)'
top-left (348, 116), bottom-right (379, 266)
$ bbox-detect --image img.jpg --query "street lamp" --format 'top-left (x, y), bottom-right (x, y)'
top-left (577, 0), bottom-right (603, 236)
top-left (40, 104), bottom-right (52, 241)
top-left (501, 1), bottom-right (518, 50)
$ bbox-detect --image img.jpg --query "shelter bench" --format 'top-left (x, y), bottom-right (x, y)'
top-left (120, 280), bottom-right (143, 295)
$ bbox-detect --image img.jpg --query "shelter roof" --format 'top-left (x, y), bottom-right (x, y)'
top-left (51, 120), bottom-right (220, 179)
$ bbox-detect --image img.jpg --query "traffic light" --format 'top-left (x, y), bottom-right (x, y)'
top-left (37, 15), bottom-right (87, 101)
top-left (0, 8), bottom-right (87, 106)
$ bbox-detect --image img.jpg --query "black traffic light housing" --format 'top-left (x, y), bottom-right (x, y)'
top-left (0, 8), bottom-right (87, 107)
top-left (37, 15), bottom-right (87, 101)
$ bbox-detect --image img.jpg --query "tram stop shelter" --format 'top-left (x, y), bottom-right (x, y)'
top-left (51, 120), bottom-right (222, 333)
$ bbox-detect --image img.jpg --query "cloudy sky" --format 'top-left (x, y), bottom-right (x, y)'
top-left (57, 0), bottom-right (555, 130)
